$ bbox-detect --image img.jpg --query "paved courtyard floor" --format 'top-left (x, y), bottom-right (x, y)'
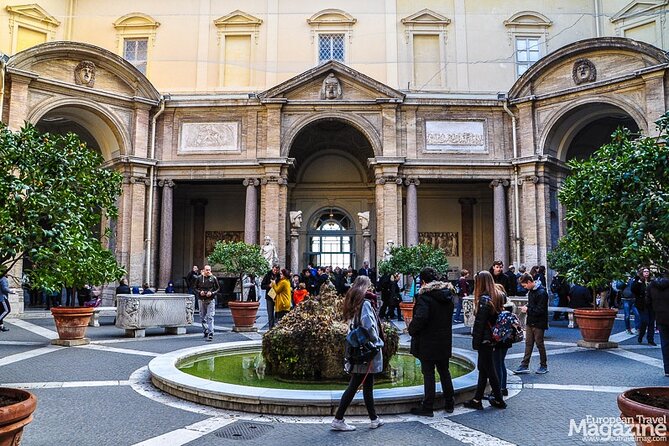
top-left (1, 303), bottom-right (665, 446)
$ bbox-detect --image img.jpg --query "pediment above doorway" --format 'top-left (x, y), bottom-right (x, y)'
top-left (258, 60), bottom-right (405, 103)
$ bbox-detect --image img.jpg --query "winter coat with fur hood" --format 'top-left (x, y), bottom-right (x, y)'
top-left (408, 281), bottom-right (454, 360)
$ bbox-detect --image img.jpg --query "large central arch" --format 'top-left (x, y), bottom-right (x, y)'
top-left (287, 117), bottom-right (376, 269)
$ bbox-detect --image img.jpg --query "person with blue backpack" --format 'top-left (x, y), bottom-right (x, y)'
top-left (492, 285), bottom-right (515, 397)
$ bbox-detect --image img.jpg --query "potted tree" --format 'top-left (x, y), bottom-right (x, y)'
top-left (548, 112), bottom-right (669, 440)
top-left (377, 243), bottom-right (449, 327)
top-left (548, 113), bottom-right (669, 349)
top-left (208, 241), bottom-right (270, 332)
top-left (0, 124), bottom-right (124, 345)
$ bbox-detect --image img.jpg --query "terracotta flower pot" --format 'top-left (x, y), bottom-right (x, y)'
top-left (574, 308), bottom-right (618, 343)
top-left (618, 387), bottom-right (669, 445)
top-left (399, 301), bottom-right (414, 329)
top-left (228, 301), bottom-right (260, 332)
top-left (51, 307), bottom-right (95, 340)
top-left (0, 387), bottom-right (37, 446)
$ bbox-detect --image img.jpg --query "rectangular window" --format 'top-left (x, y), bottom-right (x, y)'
top-left (515, 37), bottom-right (540, 77)
top-left (17, 26), bottom-right (46, 52)
top-left (318, 34), bottom-right (345, 64)
top-left (223, 35), bottom-right (251, 87)
top-left (124, 38), bottom-right (148, 74)
top-left (413, 34), bottom-right (441, 88)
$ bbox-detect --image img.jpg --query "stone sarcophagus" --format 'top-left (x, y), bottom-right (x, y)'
top-left (116, 294), bottom-right (195, 338)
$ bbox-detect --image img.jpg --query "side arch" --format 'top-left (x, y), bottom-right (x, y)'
top-left (28, 98), bottom-right (131, 162)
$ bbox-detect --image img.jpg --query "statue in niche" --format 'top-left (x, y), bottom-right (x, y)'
top-left (261, 235), bottom-right (279, 266)
top-left (357, 211), bottom-right (370, 230)
top-left (74, 60), bottom-right (96, 87)
top-left (383, 239), bottom-right (395, 261)
top-left (320, 73), bottom-right (342, 100)
top-left (289, 211), bottom-right (303, 229)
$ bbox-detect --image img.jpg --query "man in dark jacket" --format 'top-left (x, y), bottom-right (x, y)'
top-left (408, 267), bottom-right (455, 416)
top-left (490, 260), bottom-right (512, 297)
top-left (504, 265), bottom-right (517, 297)
top-left (261, 264), bottom-right (280, 329)
top-left (195, 265), bottom-right (220, 342)
top-left (358, 261), bottom-right (377, 288)
top-left (633, 267), bottom-right (656, 345)
top-left (647, 274), bottom-right (669, 375)
top-left (515, 273), bottom-right (549, 375)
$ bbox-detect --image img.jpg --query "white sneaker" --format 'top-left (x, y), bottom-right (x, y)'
top-left (370, 417), bottom-right (384, 429)
top-left (331, 419), bottom-right (356, 431)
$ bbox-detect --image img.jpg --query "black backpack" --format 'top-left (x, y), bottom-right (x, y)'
top-left (344, 311), bottom-right (379, 366)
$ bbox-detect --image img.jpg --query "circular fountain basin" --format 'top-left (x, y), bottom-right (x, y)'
top-left (149, 340), bottom-right (478, 415)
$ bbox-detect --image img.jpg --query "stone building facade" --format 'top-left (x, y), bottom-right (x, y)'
top-left (0, 2), bottom-right (667, 305)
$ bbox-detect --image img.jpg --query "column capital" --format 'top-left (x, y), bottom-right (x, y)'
top-left (190, 198), bottom-right (208, 207)
top-left (458, 197), bottom-right (477, 206)
top-left (404, 177), bottom-right (420, 186)
top-left (126, 175), bottom-right (150, 186)
top-left (517, 175), bottom-right (540, 185)
top-left (261, 175), bottom-right (288, 185)
top-left (489, 179), bottom-right (510, 188)
top-left (243, 178), bottom-right (261, 187)
top-left (375, 175), bottom-right (402, 185)
top-left (158, 179), bottom-right (175, 188)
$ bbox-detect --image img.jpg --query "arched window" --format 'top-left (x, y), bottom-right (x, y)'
top-left (307, 209), bottom-right (355, 268)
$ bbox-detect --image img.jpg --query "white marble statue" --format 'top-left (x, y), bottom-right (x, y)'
top-left (383, 239), bottom-right (395, 261)
top-left (289, 210), bottom-right (303, 229)
top-left (357, 211), bottom-right (370, 230)
top-left (261, 235), bottom-right (279, 266)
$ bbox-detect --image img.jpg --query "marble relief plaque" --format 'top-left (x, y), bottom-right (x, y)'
top-left (179, 122), bottom-right (239, 152)
top-left (425, 120), bottom-right (485, 152)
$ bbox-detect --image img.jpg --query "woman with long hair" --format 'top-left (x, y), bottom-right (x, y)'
top-left (332, 275), bottom-right (385, 431)
top-left (464, 271), bottom-right (507, 410)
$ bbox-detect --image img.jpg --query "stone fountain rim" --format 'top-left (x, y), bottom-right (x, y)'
top-left (148, 340), bottom-right (478, 410)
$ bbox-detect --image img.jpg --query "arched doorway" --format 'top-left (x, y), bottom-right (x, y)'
top-left (288, 118), bottom-right (375, 269)
top-left (306, 208), bottom-right (355, 268)
top-left (543, 102), bottom-right (641, 245)
top-left (544, 102), bottom-right (641, 162)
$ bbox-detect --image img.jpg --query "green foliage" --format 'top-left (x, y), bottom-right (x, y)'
top-left (261, 287), bottom-right (399, 380)
top-left (378, 243), bottom-right (449, 277)
top-left (207, 241), bottom-right (270, 296)
top-left (0, 124), bottom-right (124, 291)
top-left (548, 112), bottom-right (669, 289)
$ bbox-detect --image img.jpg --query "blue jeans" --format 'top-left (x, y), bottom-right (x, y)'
top-left (622, 299), bottom-right (639, 331)
top-left (492, 346), bottom-right (509, 390)
top-left (658, 324), bottom-right (669, 374)
top-left (638, 309), bottom-right (656, 343)
top-left (453, 296), bottom-right (463, 321)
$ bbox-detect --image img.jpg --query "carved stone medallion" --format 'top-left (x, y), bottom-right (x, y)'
top-left (320, 73), bottom-right (342, 100)
top-left (74, 60), bottom-right (96, 87)
top-left (572, 59), bottom-right (596, 85)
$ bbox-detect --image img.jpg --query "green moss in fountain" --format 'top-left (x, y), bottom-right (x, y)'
top-left (178, 350), bottom-right (472, 390)
top-left (261, 285), bottom-right (399, 380)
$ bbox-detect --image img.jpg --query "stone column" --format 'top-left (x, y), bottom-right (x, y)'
top-left (490, 179), bottom-right (509, 266)
top-left (362, 229), bottom-right (372, 266)
top-left (374, 175), bottom-right (403, 260)
top-left (405, 178), bottom-right (420, 246)
top-left (243, 178), bottom-right (260, 245)
top-left (458, 198), bottom-right (476, 273)
top-left (191, 199), bottom-right (208, 267)
top-left (158, 179), bottom-right (175, 289)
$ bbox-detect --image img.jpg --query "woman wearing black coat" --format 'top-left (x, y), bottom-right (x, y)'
top-left (408, 267), bottom-right (455, 416)
top-left (464, 270), bottom-right (506, 410)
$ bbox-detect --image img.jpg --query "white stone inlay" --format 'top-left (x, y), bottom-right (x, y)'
top-left (431, 419), bottom-right (517, 445)
top-left (425, 120), bottom-right (486, 152)
top-left (130, 417), bottom-right (235, 446)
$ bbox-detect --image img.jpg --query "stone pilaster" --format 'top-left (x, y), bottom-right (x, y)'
top-left (191, 198), bottom-right (208, 268)
top-left (374, 174), bottom-right (402, 261)
top-left (490, 179), bottom-right (510, 266)
top-left (158, 179), bottom-right (175, 289)
top-left (458, 198), bottom-right (477, 273)
top-left (123, 175), bottom-right (149, 286)
top-left (362, 228), bottom-right (372, 266)
top-left (260, 175), bottom-right (288, 267)
top-left (243, 178), bottom-right (260, 245)
top-left (7, 75), bottom-right (31, 131)
top-left (642, 71), bottom-right (666, 137)
top-left (519, 174), bottom-right (541, 267)
top-left (404, 178), bottom-right (420, 246)
top-left (290, 227), bottom-right (299, 274)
